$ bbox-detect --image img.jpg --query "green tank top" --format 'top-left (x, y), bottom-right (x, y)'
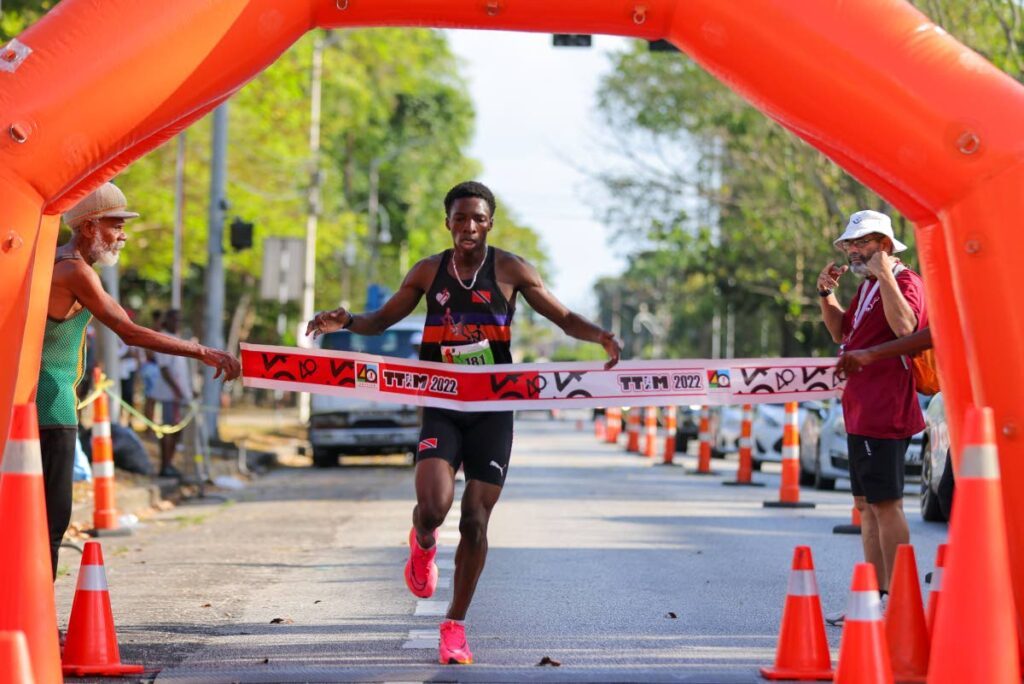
top-left (36, 268), bottom-right (93, 426)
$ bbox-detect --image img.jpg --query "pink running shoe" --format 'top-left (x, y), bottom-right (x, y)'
top-left (404, 527), bottom-right (438, 598)
top-left (438, 620), bottom-right (474, 665)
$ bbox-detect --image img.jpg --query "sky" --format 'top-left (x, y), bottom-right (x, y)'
top-left (445, 30), bottom-right (632, 313)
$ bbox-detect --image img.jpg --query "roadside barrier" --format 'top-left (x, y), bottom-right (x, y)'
top-left (760, 545), bottom-right (833, 681)
top-left (834, 563), bottom-right (893, 684)
top-left (833, 506), bottom-right (862, 535)
top-left (0, 404), bottom-right (62, 684)
top-left (0, 631), bottom-right (33, 684)
top-left (885, 544), bottom-right (928, 682)
top-left (62, 541), bottom-right (145, 676)
top-left (625, 408), bottom-right (641, 453)
top-left (925, 543), bottom-right (946, 633)
top-left (929, 406), bottom-right (1020, 684)
top-left (88, 389), bottom-right (130, 537)
top-left (605, 407), bottom-right (621, 444)
top-left (764, 402), bottom-right (814, 508)
top-left (690, 407), bottom-right (716, 475)
top-left (661, 406), bottom-right (678, 465)
top-left (724, 404), bottom-right (763, 487)
top-left (642, 406), bottom-right (657, 458)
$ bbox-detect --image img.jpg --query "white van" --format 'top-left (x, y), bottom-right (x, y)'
top-left (307, 317), bottom-right (424, 467)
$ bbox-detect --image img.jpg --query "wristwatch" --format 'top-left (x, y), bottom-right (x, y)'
top-left (818, 288), bottom-right (833, 298)
top-left (341, 312), bottom-right (355, 329)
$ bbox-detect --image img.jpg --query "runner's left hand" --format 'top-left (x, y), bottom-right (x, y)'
top-left (835, 349), bottom-right (875, 377)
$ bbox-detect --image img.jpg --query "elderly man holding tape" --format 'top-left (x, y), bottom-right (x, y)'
top-left (307, 181), bottom-right (621, 665)
top-left (817, 209), bottom-right (927, 620)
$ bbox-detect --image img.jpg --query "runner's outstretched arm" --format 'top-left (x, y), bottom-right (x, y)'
top-left (510, 255), bottom-right (622, 369)
top-left (306, 258), bottom-right (432, 338)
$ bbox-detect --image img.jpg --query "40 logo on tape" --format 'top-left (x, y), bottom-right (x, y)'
top-left (355, 362), bottom-right (379, 388)
top-left (707, 369), bottom-right (731, 389)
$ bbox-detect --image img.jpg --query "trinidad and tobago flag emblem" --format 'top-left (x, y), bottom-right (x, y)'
top-left (471, 290), bottom-right (492, 304)
top-left (418, 438), bottom-right (438, 452)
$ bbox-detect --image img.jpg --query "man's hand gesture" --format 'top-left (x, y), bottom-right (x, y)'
top-left (199, 347), bottom-right (241, 381)
top-left (306, 308), bottom-right (352, 339)
top-left (817, 261), bottom-right (848, 294)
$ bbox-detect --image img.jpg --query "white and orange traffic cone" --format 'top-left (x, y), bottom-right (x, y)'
top-left (88, 389), bottom-right (130, 537)
top-left (642, 406), bottom-right (657, 458)
top-left (885, 544), bottom-right (928, 682)
top-left (0, 631), bottom-right (33, 684)
top-left (660, 406), bottom-right (679, 466)
top-left (594, 414), bottom-right (606, 441)
top-left (834, 563), bottom-right (893, 684)
top-left (764, 402), bottom-right (814, 508)
top-left (760, 546), bottom-right (833, 680)
top-left (625, 408), bottom-right (641, 453)
top-left (929, 406), bottom-right (1021, 684)
top-left (62, 540), bottom-right (145, 677)
top-left (690, 406), bottom-right (717, 475)
top-left (833, 505), bottom-right (862, 535)
top-left (605, 407), bottom-right (621, 444)
top-left (925, 543), bottom-right (946, 634)
top-left (724, 404), bottom-right (763, 487)
top-left (0, 404), bottom-right (62, 684)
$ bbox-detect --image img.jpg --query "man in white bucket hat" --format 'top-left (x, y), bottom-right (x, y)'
top-left (817, 209), bottom-right (927, 622)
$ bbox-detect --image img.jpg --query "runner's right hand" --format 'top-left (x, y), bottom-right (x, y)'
top-left (817, 261), bottom-right (848, 293)
top-left (306, 308), bottom-right (351, 338)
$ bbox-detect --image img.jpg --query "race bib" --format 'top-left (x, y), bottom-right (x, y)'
top-left (441, 339), bottom-right (494, 366)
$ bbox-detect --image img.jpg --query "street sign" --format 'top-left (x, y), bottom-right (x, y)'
top-left (260, 237), bottom-right (305, 302)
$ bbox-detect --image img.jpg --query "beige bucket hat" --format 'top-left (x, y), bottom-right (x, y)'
top-left (833, 210), bottom-right (907, 253)
top-left (64, 182), bottom-right (140, 227)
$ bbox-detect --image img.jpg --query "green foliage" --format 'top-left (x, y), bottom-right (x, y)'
top-left (592, 1), bottom-right (1021, 359)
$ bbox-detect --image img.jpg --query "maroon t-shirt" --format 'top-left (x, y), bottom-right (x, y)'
top-left (839, 265), bottom-right (927, 439)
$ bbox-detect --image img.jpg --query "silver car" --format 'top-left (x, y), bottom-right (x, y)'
top-left (798, 398), bottom-right (928, 490)
top-left (920, 392), bottom-right (952, 522)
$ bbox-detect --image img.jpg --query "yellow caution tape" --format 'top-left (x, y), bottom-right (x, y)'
top-left (77, 371), bottom-right (198, 437)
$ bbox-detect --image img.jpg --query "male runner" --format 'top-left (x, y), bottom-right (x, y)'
top-left (306, 181), bottom-right (621, 664)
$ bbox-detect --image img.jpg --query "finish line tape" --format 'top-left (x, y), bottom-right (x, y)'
top-left (241, 344), bottom-right (843, 411)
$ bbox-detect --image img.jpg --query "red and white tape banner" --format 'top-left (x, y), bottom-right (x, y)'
top-left (241, 343), bottom-right (843, 412)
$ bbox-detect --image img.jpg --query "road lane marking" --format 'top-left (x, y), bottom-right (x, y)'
top-left (414, 600), bottom-right (448, 616)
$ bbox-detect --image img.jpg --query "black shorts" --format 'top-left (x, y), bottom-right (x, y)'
top-left (416, 408), bottom-right (514, 487)
top-left (847, 434), bottom-right (910, 503)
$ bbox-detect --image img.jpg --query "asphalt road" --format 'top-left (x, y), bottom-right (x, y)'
top-left (57, 414), bottom-right (948, 683)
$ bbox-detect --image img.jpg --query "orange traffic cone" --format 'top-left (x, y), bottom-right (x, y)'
top-left (928, 406), bottom-right (1021, 684)
top-left (642, 407), bottom-right (657, 458)
top-left (605, 407), bottom-right (621, 444)
top-left (88, 390), bottom-right (130, 536)
top-left (661, 406), bottom-right (679, 465)
top-left (925, 543), bottom-right (946, 633)
top-left (690, 407), bottom-right (718, 475)
top-left (625, 408), bottom-right (640, 453)
top-left (724, 404), bottom-right (764, 487)
top-left (594, 415), bottom-right (606, 441)
top-left (833, 505), bottom-right (862, 535)
top-left (62, 541), bottom-right (144, 676)
top-left (0, 631), bottom-right (34, 684)
top-left (835, 563), bottom-right (892, 683)
top-left (764, 402), bottom-right (814, 508)
top-left (760, 546), bottom-right (833, 680)
top-left (885, 544), bottom-right (928, 682)
top-left (0, 403), bottom-right (62, 684)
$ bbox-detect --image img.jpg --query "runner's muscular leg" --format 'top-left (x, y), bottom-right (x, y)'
top-left (413, 457), bottom-right (455, 548)
top-left (448, 479), bottom-right (502, 620)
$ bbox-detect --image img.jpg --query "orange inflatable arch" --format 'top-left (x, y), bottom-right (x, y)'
top-left (1, 0), bottom-right (1022, 632)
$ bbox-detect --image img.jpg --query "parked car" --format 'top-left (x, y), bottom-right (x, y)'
top-left (307, 318), bottom-right (424, 468)
top-left (921, 392), bottom-right (953, 522)
top-left (712, 405), bottom-right (743, 458)
top-left (798, 397), bottom-right (930, 490)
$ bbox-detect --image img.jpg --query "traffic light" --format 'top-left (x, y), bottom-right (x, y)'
top-left (648, 39), bottom-right (681, 53)
top-left (552, 34), bottom-right (592, 48)
top-left (229, 216), bottom-right (253, 251)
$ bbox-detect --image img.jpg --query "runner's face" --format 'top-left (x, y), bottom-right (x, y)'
top-left (446, 198), bottom-right (492, 255)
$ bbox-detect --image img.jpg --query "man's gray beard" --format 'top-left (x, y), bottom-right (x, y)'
top-left (849, 262), bottom-right (869, 278)
top-left (93, 245), bottom-right (121, 267)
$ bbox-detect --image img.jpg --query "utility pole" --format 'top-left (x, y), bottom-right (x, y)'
top-left (172, 132), bottom-right (186, 310)
top-left (202, 104), bottom-right (228, 442)
top-left (297, 32), bottom-right (329, 424)
top-left (99, 266), bottom-right (121, 422)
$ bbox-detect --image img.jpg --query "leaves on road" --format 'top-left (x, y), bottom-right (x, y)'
top-left (270, 617), bottom-right (294, 624)
top-left (537, 656), bottom-right (561, 667)
top-left (665, 612), bottom-right (678, 619)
